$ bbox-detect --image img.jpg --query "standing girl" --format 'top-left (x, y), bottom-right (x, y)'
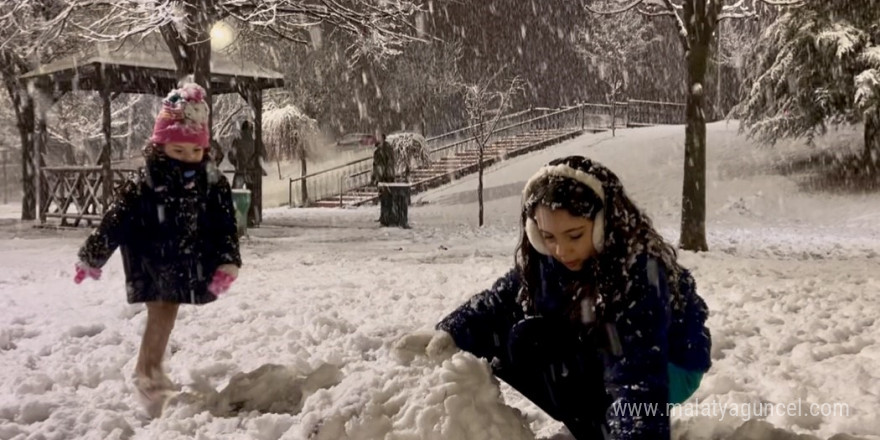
top-left (74, 82), bottom-right (242, 416)
top-left (410, 156), bottom-right (711, 439)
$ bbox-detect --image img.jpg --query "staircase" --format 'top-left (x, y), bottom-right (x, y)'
top-left (311, 127), bottom-right (589, 208)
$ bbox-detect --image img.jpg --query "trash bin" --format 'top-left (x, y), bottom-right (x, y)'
top-left (231, 189), bottom-right (252, 237)
top-left (378, 183), bottom-right (410, 228)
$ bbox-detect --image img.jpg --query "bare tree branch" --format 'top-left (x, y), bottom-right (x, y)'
top-left (718, 0), bottom-right (757, 20)
top-left (756, 0), bottom-right (803, 5)
top-left (460, 72), bottom-right (524, 226)
top-left (718, 11), bottom-right (758, 20)
top-left (661, 0), bottom-right (690, 50)
top-left (584, 0), bottom-right (688, 48)
top-left (583, 0), bottom-right (646, 15)
top-left (635, 6), bottom-right (675, 17)
top-left (60, 0), bottom-right (424, 62)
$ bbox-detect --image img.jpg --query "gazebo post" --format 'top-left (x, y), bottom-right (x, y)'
top-left (35, 89), bottom-right (48, 224)
top-left (245, 87), bottom-right (264, 227)
top-left (95, 66), bottom-right (114, 211)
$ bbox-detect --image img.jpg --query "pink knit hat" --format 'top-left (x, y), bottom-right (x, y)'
top-left (150, 82), bottom-right (210, 148)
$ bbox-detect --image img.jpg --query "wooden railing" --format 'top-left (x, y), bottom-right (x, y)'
top-left (41, 166), bottom-right (135, 226)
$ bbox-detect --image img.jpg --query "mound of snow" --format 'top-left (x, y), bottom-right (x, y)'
top-left (165, 363), bottom-right (343, 418)
top-left (299, 352), bottom-right (534, 440)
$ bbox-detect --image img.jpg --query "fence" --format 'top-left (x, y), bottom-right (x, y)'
top-left (625, 99), bottom-right (686, 126)
top-left (40, 166), bottom-right (135, 226)
top-left (0, 148), bottom-right (18, 205)
top-left (8, 100), bottom-right (686, 218)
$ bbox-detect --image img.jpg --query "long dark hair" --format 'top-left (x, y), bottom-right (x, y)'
top-left (515, 157), bottom-right (684, 322)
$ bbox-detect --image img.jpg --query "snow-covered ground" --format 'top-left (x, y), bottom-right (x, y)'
top-left (1, 122), bottom-right (878, 440)
top-left (0, 203), bottom-right (20, 220)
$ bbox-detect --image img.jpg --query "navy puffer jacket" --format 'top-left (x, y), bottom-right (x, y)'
top-left (438, 254), bottom-right (711, 439)
top-left (78, 156), bottom-right (241, 304)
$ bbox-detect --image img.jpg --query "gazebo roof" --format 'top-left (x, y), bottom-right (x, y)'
top-left (19, 34), bottom-right (284, 95)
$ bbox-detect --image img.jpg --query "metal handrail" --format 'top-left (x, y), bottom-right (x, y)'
top-left (289, 104), bottom-right (590, 206)
top-left (42, 166), bottom-right (122, 172)
top-left (338, 170), bottom-right (374, 207)
top-left (286, 99), bottom-right (683, 206)
top-left (428, 105), bottom-right (584, 157)
top-left (423, 108), bottom-right (534, 144)
top-left (628, 99), bottom-right (686, 107)
top-left (289, 108), bottom-right (534, 187)
top-left (288, 156), bottom-right (372, 185)
top-left (287, 110), bottom-right (540, 206)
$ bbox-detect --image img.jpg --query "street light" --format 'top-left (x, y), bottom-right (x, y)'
top-left (210, 21), bottom-right (235, 51)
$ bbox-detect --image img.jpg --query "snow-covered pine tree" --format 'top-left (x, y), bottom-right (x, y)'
top-left (737, 1), bottom-right (880, 168)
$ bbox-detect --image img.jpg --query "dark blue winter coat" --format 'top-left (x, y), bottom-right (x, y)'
top-left (78, 156), bottom-right (241, 305)
top-left (438, 253), bottom-right (711, 439)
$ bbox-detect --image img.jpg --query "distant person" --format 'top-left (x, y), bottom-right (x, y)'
top-left (371, 133), bottom-right (396, 186)
top-left (210, 138), bottom-right (224, 166)
top-left (73, 82), bottom-right (242, 418)
top-left (395, 156), bottom-right (712, 439)
top-left (371, 133), bottom-right (400, 225)
top-left (230, 120), bottom-right (256, 189)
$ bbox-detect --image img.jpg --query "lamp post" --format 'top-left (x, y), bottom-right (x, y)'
top-left (210, 21), bottom-right (236, 51)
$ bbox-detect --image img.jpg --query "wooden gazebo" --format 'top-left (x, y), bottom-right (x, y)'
top-left (19, 35), bottom-right (283, 227)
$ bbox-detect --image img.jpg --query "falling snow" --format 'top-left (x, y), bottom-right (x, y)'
top-left (1, 2), bottom-right (879, 439)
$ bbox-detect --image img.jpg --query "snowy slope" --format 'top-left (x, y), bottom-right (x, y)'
top-left (0, 122), bottom-right (878, 440)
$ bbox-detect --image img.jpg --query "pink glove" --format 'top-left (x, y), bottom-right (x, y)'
top-left (74, 262), bottom-right (102, 284)
top-left (208, 270), bottom-right (237, 296)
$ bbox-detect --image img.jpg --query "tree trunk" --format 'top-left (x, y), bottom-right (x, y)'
top-left (610, 98), bottom-right (617, 137)
top-left (680, 93), bottom-right (709, 248)
top-left (6, 84), bottom-right (36, 220)
top-left (160, 0), bottom-right (214, 135)
top-left (35, 109), bottom-right (48, 223)
top-left (679, 0), bottom-right (715, 252)
top-left (478, 144), bottom-right (484, 227)
top-left (680, 77), bottom-right (708, 251)
top-left (865, 107), bottom-right (880, 170)
top-left (191, 35), bottom-right (213, 138)
top-left (300, 154), bottom-right (308, 205)
top-left (2, 149), bottom-right (7, 205)
top-left (2, 49), bottom-right (37, 219)
top-left (714, 20), bottom-right (723, 121)
top-left (126, 104), bottom-right (134, 160)
top-left (97, 69), bottom-right (113, 214)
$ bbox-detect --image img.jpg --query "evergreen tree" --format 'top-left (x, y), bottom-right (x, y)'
top-left (737, 0), bottom-right (880, 167)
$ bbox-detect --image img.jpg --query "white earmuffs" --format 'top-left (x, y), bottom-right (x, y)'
top-left (522, 164), bottom-right (606, 255)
